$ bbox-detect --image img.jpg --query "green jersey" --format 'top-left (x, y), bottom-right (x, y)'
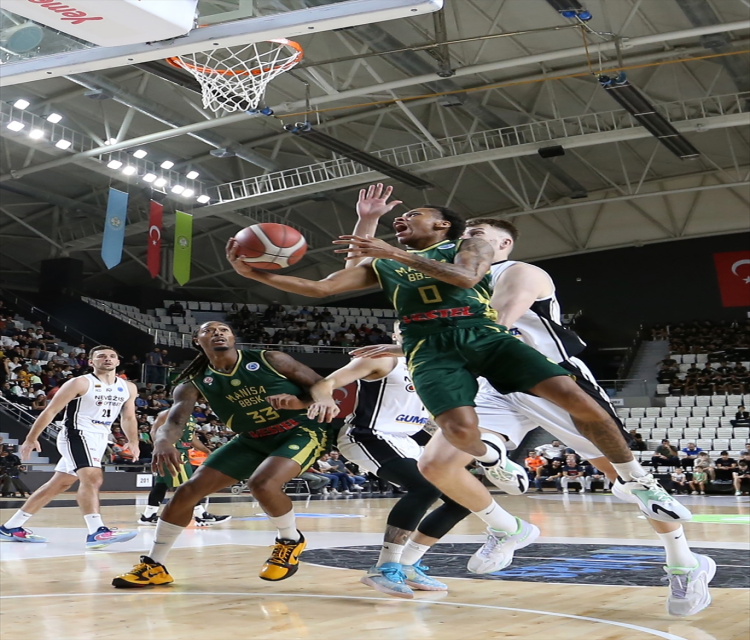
top-left (189, 349), bottom-right (309, 437)
top-left (371, 239), bottom-right (497, 339)
top-left (175, 415), bottom-right (197, 452)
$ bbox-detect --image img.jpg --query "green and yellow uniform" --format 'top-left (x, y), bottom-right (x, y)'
top-left (155, 415), bottom-right (197, 488)
top-left (188, 349), bottom-right (331, 481)
top-left (371, 239), bottom-right (567, 416)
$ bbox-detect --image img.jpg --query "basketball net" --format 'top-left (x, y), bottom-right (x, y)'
top-left (166, 38), bottom-right (303, 114)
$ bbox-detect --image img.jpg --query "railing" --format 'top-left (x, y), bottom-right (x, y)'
top-left (0, 396), bottom-right (61, 442)
top-left (210, 91), bottom-right (749, 206)
top-left (598, 379), bottom-right (648, 396)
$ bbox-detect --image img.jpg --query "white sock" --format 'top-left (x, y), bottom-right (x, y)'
top-left (657, 526), bottom-right (696, 569)
top-left (611, 460), bottom-right (647, 480)
top-left (475, 443), bottom-right (500, 465)
top-left (149, 520), bottom-right (185, 564)
top-left (5, 510), bottom-right (32, 529)
top-left (400, 540), bottom-right (431, 566)
top-left (83, 513), bottom-right (105, 534)
top-left (267, 509), bottom-right (299, 541)
top-left (143, 505), bottom-right (159, 518)
top-left (377, 541), bottom-right (404, 566)
top-left (471, 501), bottom-right (519, 534)
top-left (193, 504), bottom-right (206, 518)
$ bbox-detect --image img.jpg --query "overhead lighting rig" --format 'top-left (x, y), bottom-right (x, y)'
top-left (599, 73), bottom-right (700, 160)
top-left (545, 0), bottom-right (592, 21)
top-left (284, 122), bottom-right (433, 190)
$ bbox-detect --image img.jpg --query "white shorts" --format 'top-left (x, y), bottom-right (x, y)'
top-left (337, 425), bottom-right (424, 475)
top-left (55, 428), bottom-right (108, 476)
top-left (475, 357), bottom-right (616, 461)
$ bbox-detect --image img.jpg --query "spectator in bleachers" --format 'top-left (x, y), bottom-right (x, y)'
top-left (298, 467), bottom-right (331, 494)
top-left (326, 451), bottom-right (366, 489)
top-left (524, 450), bottom-right (547, 481)
top-left (657, 365), bottom-right (677, 384)
top-left (670, 468), bottom-right (689, 494)
top-left (689, 467), bottom-right (708, 495)
top-left (167, 301), bottom-right (186, 318)
top-left (695, 452), bottom-right (714, 482)
top-left (560, 454), bottom-right (586, 493)
top-left (583, 464), bottom-right (610, 492)
top-left (668, 379), bottom-right (685, 396)
top-left (680, 442), bottom-right (703, 469)
top-left (534, 459), bottom-right (563, 492)
top-left (536, 440), bottom-right (566, 461)
top-left (733, 461), bottom-right (750, 496)
top-left (714, 451), bottom-right (737, 481)
top-left (652, 440), bottom-right (681, 471)
top-left (629, 431), bottom-right (647, 451)
top-left (111, 437), bottom-right (136, 465)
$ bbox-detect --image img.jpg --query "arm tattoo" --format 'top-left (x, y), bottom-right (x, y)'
top-left (394, 237), bottom-right (493, 288)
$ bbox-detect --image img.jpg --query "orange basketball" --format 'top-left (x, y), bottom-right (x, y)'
top-left (233, 223), bottom-right (307, 270)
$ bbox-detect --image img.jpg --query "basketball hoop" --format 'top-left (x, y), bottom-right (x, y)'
top-left (166, 38), bottom-right (303, 114)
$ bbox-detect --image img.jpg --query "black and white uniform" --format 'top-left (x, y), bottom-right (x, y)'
top-left (475, 260), bottom-right (620, 460)
top-left (55, 374), bottom-right (130, 476)
top-left (337, 358), bottom-right (430, 474)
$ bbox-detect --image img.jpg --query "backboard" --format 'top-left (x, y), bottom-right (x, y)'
top-left (0, 0), bottom-right (443, 87)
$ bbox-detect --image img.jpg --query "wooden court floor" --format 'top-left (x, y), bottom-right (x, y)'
top-left (1, 492), bottom-right (748, 640)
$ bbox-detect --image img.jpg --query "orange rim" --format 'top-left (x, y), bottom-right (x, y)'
top-left (165, 38), bottom-right (303, 77)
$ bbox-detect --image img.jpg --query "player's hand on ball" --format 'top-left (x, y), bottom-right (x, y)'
top-left (266, 394), bottom-right (307, 411)
top-left (333, 235), bottom-right (400, 260)
top-left (356, 183), bottom-right (403, 220)
top-left (152, 441), bottom-right (182, 476)
top-left (307, 399), bottom-right (340, 423)
top-left (349, 344), bottom-right (405, 359)
top-left (226, 238), bottom-right (259, 278)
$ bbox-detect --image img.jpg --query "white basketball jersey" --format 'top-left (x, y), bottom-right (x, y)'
top-left (63, 373), bottom-right (130, 435)
top-left (489, 261), bottom-right (586, 363)
top-left (345, 358), bottom-right (428, 436)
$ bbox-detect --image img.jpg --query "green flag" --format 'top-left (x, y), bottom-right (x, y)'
top-left (173, 210), bottom-right (193, 286)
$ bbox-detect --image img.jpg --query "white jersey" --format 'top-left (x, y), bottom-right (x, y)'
top-left (62, 373), bottom-right (130, 435)
top-left (489, 260), bottom-right (586, 363)
top-left (344, 358), bottom-right (428, 436)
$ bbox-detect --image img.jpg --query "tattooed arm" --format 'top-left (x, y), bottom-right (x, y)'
top-left (337, 235), bottom-right (493, 288)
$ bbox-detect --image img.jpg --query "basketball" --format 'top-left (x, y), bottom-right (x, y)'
top-left (232, 223), bottom-right (307, 270)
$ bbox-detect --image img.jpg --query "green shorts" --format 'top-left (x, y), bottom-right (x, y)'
top-left (155, 451), bottom-right (193, 488)
top-left (404, 321), bottom-right (568, 418)
top-left (203, 422), bottom-right (332, 482)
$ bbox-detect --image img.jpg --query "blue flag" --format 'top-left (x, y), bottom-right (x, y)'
top-left (101, 188), bottom-right (128, 269)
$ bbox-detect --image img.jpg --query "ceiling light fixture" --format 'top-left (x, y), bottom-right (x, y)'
top-left (122, 166), bottom-right (137, 176)
top-left (143, 173), bottom-right (157, 183)
top-left (6, 120), bottom-right (25, 131)
top-left (171, 184), bottom-right (185, 194)
top-left (29, 129), bottom-right (44, 140)
top-left (105, 138), bottom-right (118, 145)
top-left (133, 149), bottom-right (148, 159)
top-left (186, 170), bottom-right (199, 180)
top-left (161, 160), bottom-right (174, 169)
top-left (55, 139), bottom-right (72, 149)
top-left (46, 113), bottom-right (63, 123)
top-left (154, 178), bottom-right (167, 188)
top-left (13, 99), bottom-right (30, 110)
top-left (107, 159), bottom-right (123, 169)
top-left (182, 189), bottom-right (195, 198)
top-left (197, 195), bottom-right (211, 204)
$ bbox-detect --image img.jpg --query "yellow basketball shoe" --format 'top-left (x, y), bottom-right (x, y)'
top-left (259, 531), bottom-right (306, 581)
top-left (112, 556), bottom-right (174, 588)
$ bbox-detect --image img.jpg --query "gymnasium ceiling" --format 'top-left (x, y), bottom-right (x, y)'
top-left (1, 0), bottom-right (749, 304)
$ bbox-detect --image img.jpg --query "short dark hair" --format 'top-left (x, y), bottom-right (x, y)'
top-left (423, 205), bottom-right (465, 240)
top-left (89, 345), bottom-right (119, 359)
top-left (721, 450), bottom-right (728, 455)
top-left (466, 217), bottom-right (520, 243)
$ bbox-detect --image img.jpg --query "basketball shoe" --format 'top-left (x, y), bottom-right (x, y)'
top-left (612, 475), bottom-right (692, 522)
top-left (403, 561), bottom-right (448, 591)
top-left (360, 563), bottom-right (414, 598)
top-left (0, 525), bottom-right (47, 543)
top-left (112, 556), bottom-right (174, 588)
top-left (664, 553), bottom-right (716, 616)
top-left (259, 531), bottom-right (306, 581)
top-left (477, 432), bottom-right (529, 495)
top-left (467, 518), bottom-right (540, 574)
top-left (137, 514), bottom-right (159, 526)
top-left (86, 526), bottom-right (137, 549)
top-left (194, 513), bottom-right (232, 527)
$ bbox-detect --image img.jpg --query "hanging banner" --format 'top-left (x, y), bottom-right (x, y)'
top-left (173, 210), bottom-right (193, 286)
top-left (101, 188), bottom-right (128, 269)
top-left (714, 251), bottom-right (750, 308)
top-left (147, 201), bottom-right (163, 279)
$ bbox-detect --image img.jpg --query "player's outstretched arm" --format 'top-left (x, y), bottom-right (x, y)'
top-left (307, 356), bottom-right (397, 423)
top-left (20, 376), bottom-right (87, 460)
top-left (490, 263), bottom-right (553, 328)
top-left (335, 236), bottom-right (493, 289)
top-left (264, 351), bottom-right (325, 412)
top-left (152, 382), bottom-right (199, 475)
top-left (346, 183), bottom-right (403, 269)
top-left (226, 238), bottom-right (379, 296)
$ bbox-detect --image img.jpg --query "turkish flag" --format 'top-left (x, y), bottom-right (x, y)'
top-left (332, 382), bottom-right (357, 420)
top-left (714, 251), bottom-right (750, 307)
top-left (147, 201), bottom-right (162, 279)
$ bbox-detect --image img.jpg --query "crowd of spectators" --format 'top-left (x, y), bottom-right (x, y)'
top-left (522, 441), bottom-right (611, 494)
top-left (227, 302), bottom-right (392, 348)
top-left (651, 319), bottom-right (750, 355)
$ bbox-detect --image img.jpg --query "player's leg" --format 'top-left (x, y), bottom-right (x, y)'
top-left (418, 431), bottom-right (539, 573)
top-left (75, 466), bottom-right (136, 548)
top-left (0, 471), bottom-right (76, 542)
top-left (138, 481), bottom-right (169, 525)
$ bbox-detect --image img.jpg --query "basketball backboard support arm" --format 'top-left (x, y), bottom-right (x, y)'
top-left (0, 0), bottom-right (443, 87)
